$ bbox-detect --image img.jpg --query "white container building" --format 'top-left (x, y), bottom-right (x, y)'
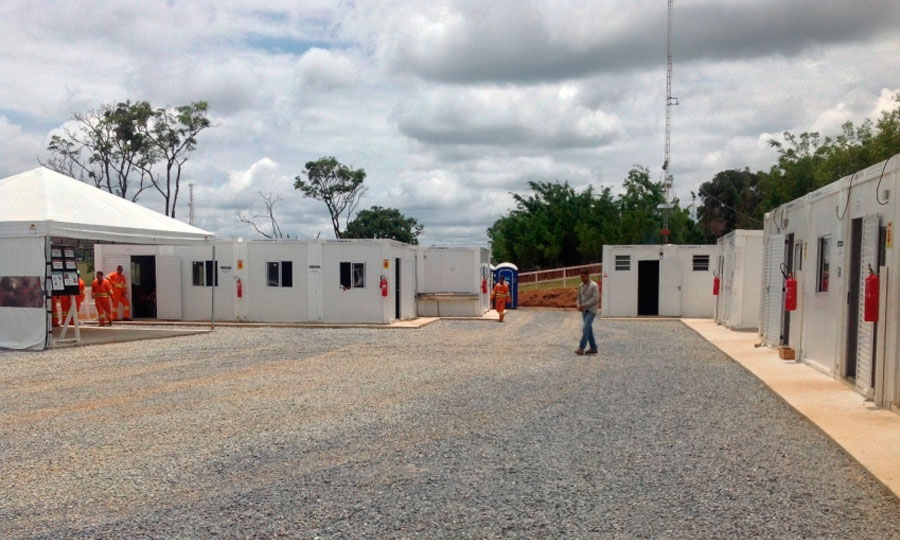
top-left (714, 230), bottom-right (763, 330)
top-left (759, 153), bottom-right (900, 406)
top-left (95, 240), bottom-right (490, 325)
top-left (415, 246), bottom-right (492, 317)
top-left (601, 244), bottom-right (719, 318)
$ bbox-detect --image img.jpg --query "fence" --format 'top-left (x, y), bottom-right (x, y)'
top-left (517, 262), bottom-right (602, 288)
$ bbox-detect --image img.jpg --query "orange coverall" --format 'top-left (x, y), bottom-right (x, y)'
top-left (58, 278), bottom-right (85, 325)
top-left (92, 277), bottom-right (113, 326)
top-left (106, 270), bottom-right (131, 320)
top-left (491, 281), bottom-right (511, 322)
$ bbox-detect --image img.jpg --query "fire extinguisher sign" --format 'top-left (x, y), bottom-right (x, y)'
top-left (383, 259), bottom-right (390, 269)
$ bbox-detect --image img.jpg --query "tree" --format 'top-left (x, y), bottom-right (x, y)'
top-left (140, 101), bottom-right (212, 218)
top-left (574, 186), bottom-right (618, 262)
top-left (487, 181), bottom-right (596, 270)
top-left (696, 169), bottom-right (764, 240)
top-left (615, 166), bottom-right (666, 244)
top-left (41, 99), bottom-right (212, 216)
top-left (236, 191), bottom-right (286, 239)
top-left (41, 101), bottom-right (157, 202)
top-left (344, 206), bottom-right (423, 244)
top-left (294, 156), bottom-right (367, 238)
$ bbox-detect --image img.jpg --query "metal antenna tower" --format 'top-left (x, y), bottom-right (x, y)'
top-left (188, 183), bottom-right (195, 226)
top-left (660, 0), bottom-right (678, 243)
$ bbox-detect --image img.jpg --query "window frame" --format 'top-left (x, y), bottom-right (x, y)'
top-left (340, 261), bottom-right (366, 289)
top-left (266, 261), bottom-right (293, 288)
top-left (192, 260), bottom-right (218, 287)
top-left (614, 255), bottom-right (631, 271)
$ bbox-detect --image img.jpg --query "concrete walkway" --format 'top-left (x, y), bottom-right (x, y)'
top-left (683, 318), bottom-right (900, 500)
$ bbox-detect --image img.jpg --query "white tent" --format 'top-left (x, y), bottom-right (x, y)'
top-left (0, 167), bottom-right (213, 350)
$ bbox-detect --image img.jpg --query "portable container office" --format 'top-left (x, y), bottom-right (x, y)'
top-left (95, 238), bottom-right (420, 324)
top-left (601, 244), bottom-right (719, 318)
top-left (760, 153), bottom-right (900, 406)
top-left (715, 230), bottom-right (763, 330)
top-left (415, 246), bottom-right (491, 317)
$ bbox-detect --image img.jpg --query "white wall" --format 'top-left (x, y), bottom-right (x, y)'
top-left (246, 241), bottom-right (308, 322)
top-left (416, 247), bottom-right (490, 317)
top-left (716, 230), bottom-right (762, 330)
top-left (176, 241), bottom-right (234, 321)
top-left (321, 240), bottom-right (393, 323)
top-left (0, 236), bottom-right (47, 350)
top-left (676, 246), bottom-right (717, 317)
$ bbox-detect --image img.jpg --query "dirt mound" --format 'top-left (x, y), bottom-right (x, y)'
top-left (518, 288), bottom-right (578, 308)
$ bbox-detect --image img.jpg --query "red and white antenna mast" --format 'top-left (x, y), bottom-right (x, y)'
top-left (661, 0), bottom-right (678, 243)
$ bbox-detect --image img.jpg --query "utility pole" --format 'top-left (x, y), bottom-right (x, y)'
top-left (660, 0), bottom-right (678, 243)
top-left (188, 183), bottom-right (195, 226)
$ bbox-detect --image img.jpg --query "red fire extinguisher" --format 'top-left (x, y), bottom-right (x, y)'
top-left (785, 274), bottom-right (797, 311)
top-left (235, 276), bottom-right (243, 298)
top-left (380, 276), bottom-right (389, 297)
top-left (713, 275), bottom-right (720, 296)
top-left (865, 268), bottom-right (879, 322)
top-left (481, 278), bottom-right (488, 294)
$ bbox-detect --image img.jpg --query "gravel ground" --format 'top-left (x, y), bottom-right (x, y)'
top-left (3, 312), bottom-right (900, 539)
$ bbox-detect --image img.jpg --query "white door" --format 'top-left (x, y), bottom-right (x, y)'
top-left (856, 214), bottom-right (880, 396)
top-left (658, 257), bottom-right (681, 316)
top-left (401, 257), bottom-right (416, 319)
top-left (763, 234), bottom-right (785, 346)
top-left (156, 256), bottom-right (182, 320)
top-left (307, 244), bottom-right (323, 322)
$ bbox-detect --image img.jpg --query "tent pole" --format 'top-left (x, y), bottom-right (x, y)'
top-left (211, 244), bottom-right (216, 331)
top-left (45, 237), bottom-right (52, 349)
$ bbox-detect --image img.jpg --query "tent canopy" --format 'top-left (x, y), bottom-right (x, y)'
top-left (0, 167), bottom-right (214, 243)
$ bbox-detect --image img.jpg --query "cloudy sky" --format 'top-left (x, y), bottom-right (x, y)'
top-left (2, 1), bottom-right (899, 246)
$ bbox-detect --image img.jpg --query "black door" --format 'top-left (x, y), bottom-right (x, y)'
top-left (394, 258), bottom-right (401, 320)
top-left (781, 233), bottom-right (794, 345)
top-left (638, 260), bottom-right (659, 316)
top-left (846, 218), bottom-right (862, 380)
top-left (130, 256), bottom-right (157, 319)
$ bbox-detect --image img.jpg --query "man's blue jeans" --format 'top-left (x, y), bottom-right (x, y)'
top-left (580, 310), bottom-right (597, 351)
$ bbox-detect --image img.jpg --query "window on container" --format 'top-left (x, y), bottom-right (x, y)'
top-left (817, 236), bottom-right (830, 292)
top-left (614, 255), bottom-right (630, 271)
top-left (693, 254), bottom-right (710, 271)
top-left (340, 262), bottom-right (366, 289)
top-left (267, 261), bottom-right (293, 287)
top-left (192, 260), bottom-right (218, 287)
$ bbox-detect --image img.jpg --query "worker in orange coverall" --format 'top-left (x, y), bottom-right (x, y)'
top-left (58, 272), bottom-right (86, 325)
top-left (490, 275), bottom-right (511, 322)
top-left (106, 265), bottom-right (131, 321)
top-left (91, 271), bottom-right (113, 327)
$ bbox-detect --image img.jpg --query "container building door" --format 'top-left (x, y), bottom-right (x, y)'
top-left (658, 257), bottom-right (681, 316)
top-left (156, 256), bottom-right (181, 320)
top-left (763, 234), bottom-right (784, 346)
top-left (637, 260), bottom-right (659, 316)
top-left (854, 214), bottom-right (880, 396)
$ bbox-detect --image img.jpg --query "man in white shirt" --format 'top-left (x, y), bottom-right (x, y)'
top-left (575, 268), bottom-right (599, 355)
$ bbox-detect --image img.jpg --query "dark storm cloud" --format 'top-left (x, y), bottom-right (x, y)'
top-left (398, 120), bottom-right (616, 149)
top-left (391, 1), bottom-right (900, 84)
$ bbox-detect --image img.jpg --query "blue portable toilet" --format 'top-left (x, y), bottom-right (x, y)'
top-left (493, 262), bottom-right (519, 309)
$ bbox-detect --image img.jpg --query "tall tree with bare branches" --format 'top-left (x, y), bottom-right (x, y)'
top-left (236, 191), bottom-right (286, 239)
top-left (294, 156), bottom-right (367, 238)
